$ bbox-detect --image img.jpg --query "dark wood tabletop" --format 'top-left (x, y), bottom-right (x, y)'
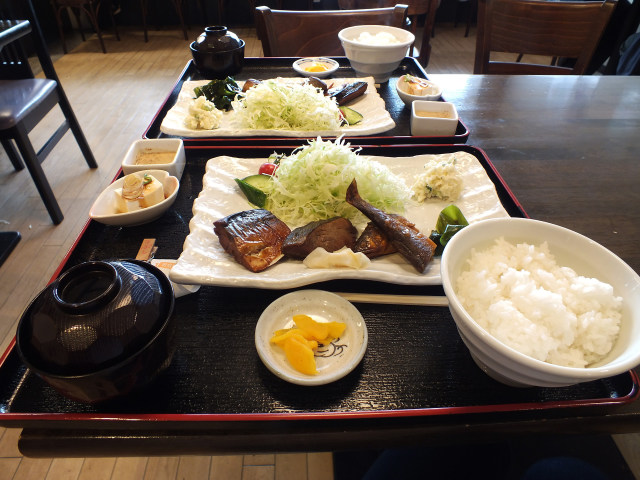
top-left (8, 73), bottom-right (640, 457)
top-left (428, 74), bottom-right (640, 276)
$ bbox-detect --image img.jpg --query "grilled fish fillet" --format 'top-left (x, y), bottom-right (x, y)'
top-left (283, 217), bottom-right (357, 259)
top-left (213, 209), bottom-right (291, 273)
top-left (354, 218), bottom-right (419, 259)
top-left (346, 179), bottom-right (435, 273)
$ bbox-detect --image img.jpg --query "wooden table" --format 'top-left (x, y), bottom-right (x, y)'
top-left (429, 74), bottom-right (640, 275)
top-left (5, 73), bottom-right (640, 457)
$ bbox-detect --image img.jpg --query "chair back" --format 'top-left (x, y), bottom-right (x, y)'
top-left (0, 1), bottom-right (34, 79)
top-left (0, 0), bottom-right (60, 82)
top-left (338, 0), bottom-right (431, 17)
top-left (255, 4), bottom-right (408, 57)
top-left (474, 0), bottom-right (617, 74)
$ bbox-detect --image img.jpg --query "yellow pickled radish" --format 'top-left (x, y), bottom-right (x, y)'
top-left (326, 321), bottom-right (347, 339)
top-left (283, 336), bottom-right (317, 375)
top-left (270, 315), bottom-right (347, 375)
top-left (270, 330), bottom-right (318, 350)
top-left (305, 62), bottom-right (328, 72)
top-left (292, 314), bottom-right (329, 341)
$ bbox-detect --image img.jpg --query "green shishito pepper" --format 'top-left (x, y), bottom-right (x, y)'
top-left (429, 205), bottom-right (469, 255)
top-left (193, 77), bottom-right (240, 111)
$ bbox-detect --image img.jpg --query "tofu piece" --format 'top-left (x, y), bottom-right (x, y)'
top-left (113, 174), bottom-right (165, 213)
top-left (114, 188), bottom-right (142, 213)
top-left (138, 175), bottom-right (164, 208)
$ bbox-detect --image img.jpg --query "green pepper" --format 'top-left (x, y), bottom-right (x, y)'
top-left (430, 205), bottom-right (469, 255)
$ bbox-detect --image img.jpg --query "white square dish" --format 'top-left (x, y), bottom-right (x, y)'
top-left (411, 101), bottom-right (458, 136)
top-left (121, 139), bottom-right (186, 180)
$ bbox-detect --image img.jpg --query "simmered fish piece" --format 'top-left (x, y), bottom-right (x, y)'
top-left (213, 209), bottom-right (291, 273)
top-left (354, 218), bottom-right (418, 259)
top-left (283, 217), bottom-right (357, 259)
top-left (345, 179), bottom-right (436, 273)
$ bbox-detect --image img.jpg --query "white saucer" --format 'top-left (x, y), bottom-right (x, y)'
top-left (292, 57), bottom-right (339, 78)
top-left (255, 290), bottom-right (367, 386)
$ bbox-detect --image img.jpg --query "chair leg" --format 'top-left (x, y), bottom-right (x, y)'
top-left (11, 124), bottom-right (64, 225)
top-left (108, 0), bottom-right (121, 41)
top-left (70, 7), bottom-right (88, 42)
top-left (464, 0), bottom-right (477, 37)
top-left (52, 3), bottom-right (70, 54)
top-left (83, 1), bottom-right (108, 53)
top-left (170, 0), bottom-right (188, 40)
top-left (140, 0), bottom-right (149, 42)
top-left (196, 0), bottom-right (208, 26)
top-left (1, 138), bottom-right (25, 171)
top-left (218, 0), bottom-right (225, 25)
top-left (53, 85), bottom-right (98, 169)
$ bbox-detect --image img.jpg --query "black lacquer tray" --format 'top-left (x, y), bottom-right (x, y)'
top-left (143, 57), bottom-right (470, 145)
top-left (0, 144), bottom-right (636, 429)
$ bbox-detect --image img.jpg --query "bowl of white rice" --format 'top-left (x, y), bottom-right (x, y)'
top-left (441, 217), bottom-right (640, 388)
top-left (338, 25), bottom-right (415, 83)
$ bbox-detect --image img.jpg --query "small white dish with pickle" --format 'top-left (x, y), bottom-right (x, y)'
top-left (255, 290), bottom-right (368, 386)
top-left (292, 57), bottom-right (339, 78)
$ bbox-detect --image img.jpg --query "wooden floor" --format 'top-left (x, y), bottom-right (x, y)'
top-left (0, 22), bottom-right (639, 480)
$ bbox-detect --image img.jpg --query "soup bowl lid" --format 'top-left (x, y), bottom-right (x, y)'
top-left (16, 259), bottom-right (174, 376)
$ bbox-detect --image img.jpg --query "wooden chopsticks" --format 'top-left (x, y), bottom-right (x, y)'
top-left (335, 292), bottom-right (449, 307)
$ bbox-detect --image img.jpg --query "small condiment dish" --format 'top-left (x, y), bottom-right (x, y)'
top-left (255, 289), bottom-right (367, 386)
top-left (395, 74), bottom-right (442, 105)
top-left (122, 138), bottom-right (186, 180)
top-left (89, 169), bottom-right (179, 226)
top-left (410, 100), bottom-right (458, 136)
top-left (292, 57), bottom-right (339, 78)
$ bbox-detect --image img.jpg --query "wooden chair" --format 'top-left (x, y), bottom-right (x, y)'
top-left (0, 0), bottom-right (98, 224)
top-left (336, 0), bottom-right (439, 66)
top-left (50, 0), bottom-right (120, 54)
top-left (140, 0), bottom-right (207, 42)
top-left (474, 0), bottom-right (617, 74)
top-left (255, 4), bottom-right (408, 57)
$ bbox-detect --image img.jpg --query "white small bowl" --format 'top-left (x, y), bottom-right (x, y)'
top-left (89, 170), bottom-right (179, 226)
top-left (410, 100), bottom-right (458, 136)
top-left (395, 74), bottom-right (442, 105)
top-left (441, 217), bottom-right (640, 388)
top-left (255, 290), bottom-right (368, 386)
top-left (121, 139), bottom-right (186, 180)
top-left (338, 25), bottom-right (414, 83)
top-left (292, 57), bottom-right (339, 78)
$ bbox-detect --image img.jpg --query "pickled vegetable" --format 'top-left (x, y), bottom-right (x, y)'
top-left (270, 315), bottom-right (347, 375)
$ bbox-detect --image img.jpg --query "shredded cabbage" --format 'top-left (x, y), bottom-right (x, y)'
top-left (264, 137), bottom-right (411, 227)
top-left (231, 80), bottom-right (341, 131)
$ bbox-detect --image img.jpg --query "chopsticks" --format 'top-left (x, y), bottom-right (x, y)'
top-left (335, 292), bottom-right (449, 307)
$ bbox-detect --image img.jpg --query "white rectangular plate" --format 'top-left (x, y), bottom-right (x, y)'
top-left (159, 77), bottom-right (395, 138)
top-left (170, 151), bottom-right (511, 289)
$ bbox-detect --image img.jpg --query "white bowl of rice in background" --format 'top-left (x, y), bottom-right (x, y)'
top-left (338, 25), bottom-right (415, 83)
top-left (441, 217), bottom-right (640, 388)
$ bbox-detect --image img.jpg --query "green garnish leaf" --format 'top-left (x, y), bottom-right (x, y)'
top-left (193, 77), bottom-right (241, 111)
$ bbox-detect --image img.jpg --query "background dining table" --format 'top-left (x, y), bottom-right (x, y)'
top-left (4, 72), bottom-right (640, 457)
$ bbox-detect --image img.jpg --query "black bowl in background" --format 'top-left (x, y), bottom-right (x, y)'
top-left (190, 41), bottom-right (245, 78)
top-left (190, 26), bottom-right (245, 78)
top-left (16, 260), bottom-right (176, 404)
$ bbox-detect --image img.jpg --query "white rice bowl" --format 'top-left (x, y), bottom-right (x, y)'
top-left (441, 217), bottom-right (640, 387)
